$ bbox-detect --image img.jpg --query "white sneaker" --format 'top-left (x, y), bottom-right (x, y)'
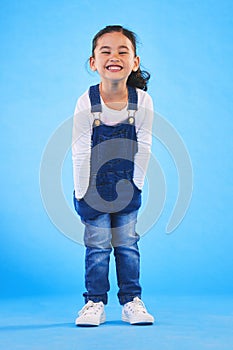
top-left (75, 301), bottom-right (106, 326)
top-left (122, 297), bottom-right (154, 325)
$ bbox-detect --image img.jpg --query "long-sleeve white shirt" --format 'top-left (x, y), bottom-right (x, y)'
top-left (72, 87), bottom-right (154, 200)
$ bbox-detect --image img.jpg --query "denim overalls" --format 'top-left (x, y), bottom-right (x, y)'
top-left (74, 84), bottom-right (141, 221)
top-left (74, 84), bottom-right (142, 305)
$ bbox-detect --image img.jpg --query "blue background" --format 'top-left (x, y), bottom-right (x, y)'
top-left (1, 0), bottom-right (233, 302)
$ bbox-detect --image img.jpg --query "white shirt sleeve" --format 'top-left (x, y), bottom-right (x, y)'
top-left (133, 92), bottom-right (154, 190)
top-left (72, 92), bottom-right (92, 200)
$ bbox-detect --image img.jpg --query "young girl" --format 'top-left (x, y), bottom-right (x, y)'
top-left (72, 25), bottom-right (154, 326)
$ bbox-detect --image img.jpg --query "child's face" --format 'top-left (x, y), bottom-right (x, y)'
top-left (90, 32), bottom-right (140, 85)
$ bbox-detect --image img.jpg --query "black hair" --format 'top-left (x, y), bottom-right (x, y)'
top-left (91, 25), bottom-right (150, 91)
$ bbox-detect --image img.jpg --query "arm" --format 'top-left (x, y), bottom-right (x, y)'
top-left (133, 94), bottom-right (154, 190)
top-left (72, 96), bottom-right (92, 200)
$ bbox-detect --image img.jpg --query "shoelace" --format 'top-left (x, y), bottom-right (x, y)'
top-left (78, 301), bottom-right (101, 316)
top-left (129, 297), bottom-right (147, 314)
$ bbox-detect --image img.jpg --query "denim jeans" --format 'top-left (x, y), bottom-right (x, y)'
top-left (82, 210), bottom-right (142, 305)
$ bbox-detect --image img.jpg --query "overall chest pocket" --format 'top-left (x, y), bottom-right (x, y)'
top-left (95, 128), bottom-right (130, 166)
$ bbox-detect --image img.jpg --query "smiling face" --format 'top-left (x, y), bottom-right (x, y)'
top-left (89, 32), bottom-right (140, 85)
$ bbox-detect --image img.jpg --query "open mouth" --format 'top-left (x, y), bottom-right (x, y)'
top-left (106, 65), bottom-right (123, 72)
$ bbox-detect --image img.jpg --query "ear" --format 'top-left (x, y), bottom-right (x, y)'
top-left (89, 56), bottom-right (97, 71)
top-left (132, 56), bottom-right (140, 72)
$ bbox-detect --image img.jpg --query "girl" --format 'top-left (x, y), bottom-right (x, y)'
top-left (72, 25), bottom-right (154, 326)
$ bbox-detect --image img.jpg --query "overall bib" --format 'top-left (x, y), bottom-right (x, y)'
top-left (73, 84), bottom-right (142, 305)
top-left (74, 84), bottom-right (142, 221)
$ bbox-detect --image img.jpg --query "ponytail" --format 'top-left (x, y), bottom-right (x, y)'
top-left (127, 68), bottom-right (150, 91)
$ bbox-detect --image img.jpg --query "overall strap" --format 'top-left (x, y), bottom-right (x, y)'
top-left (89, 84), bottom-right (102, 113)
top-left (127, 85), bottom-right (138, 111)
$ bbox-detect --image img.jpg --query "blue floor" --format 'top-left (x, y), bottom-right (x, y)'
top-left (0, 295), bottom-right (233, 350)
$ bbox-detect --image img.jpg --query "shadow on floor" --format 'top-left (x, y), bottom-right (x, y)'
top-left (0, 322), bottom-right (74, 331)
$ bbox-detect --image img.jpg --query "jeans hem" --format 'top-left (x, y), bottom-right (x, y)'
top-left (83, 293), bottom-right (108, 305)
top-left (118, 294), bottom-right (142, 306)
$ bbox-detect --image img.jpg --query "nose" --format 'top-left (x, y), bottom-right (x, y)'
top-left (110, 58), bottom-right (120, 63)
top-left (110, 52), bottom-right (120, 61)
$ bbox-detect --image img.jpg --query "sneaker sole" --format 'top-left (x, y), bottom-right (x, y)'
top-left (75, 314), bottom-right (106, 327)
top-left (122, 314), bottom-right (154, 325)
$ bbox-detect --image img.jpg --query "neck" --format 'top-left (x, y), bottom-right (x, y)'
top-left (100, 81), bottom-right (128, 110)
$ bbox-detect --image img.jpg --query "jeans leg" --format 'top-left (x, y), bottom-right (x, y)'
top-left (111, 210), bottom-right (139, 248)
top-left (111, 210), bottom-right (141, 305)
top-left (84, 246), bottom-right (112, 305)
top-left (83, 213), bottom-right (112, 304)
top-left (114, 242), bottom-right (142, 305)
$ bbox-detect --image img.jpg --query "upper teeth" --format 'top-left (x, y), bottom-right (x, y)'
top-left (107, 66), bottom-right (121, 71)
